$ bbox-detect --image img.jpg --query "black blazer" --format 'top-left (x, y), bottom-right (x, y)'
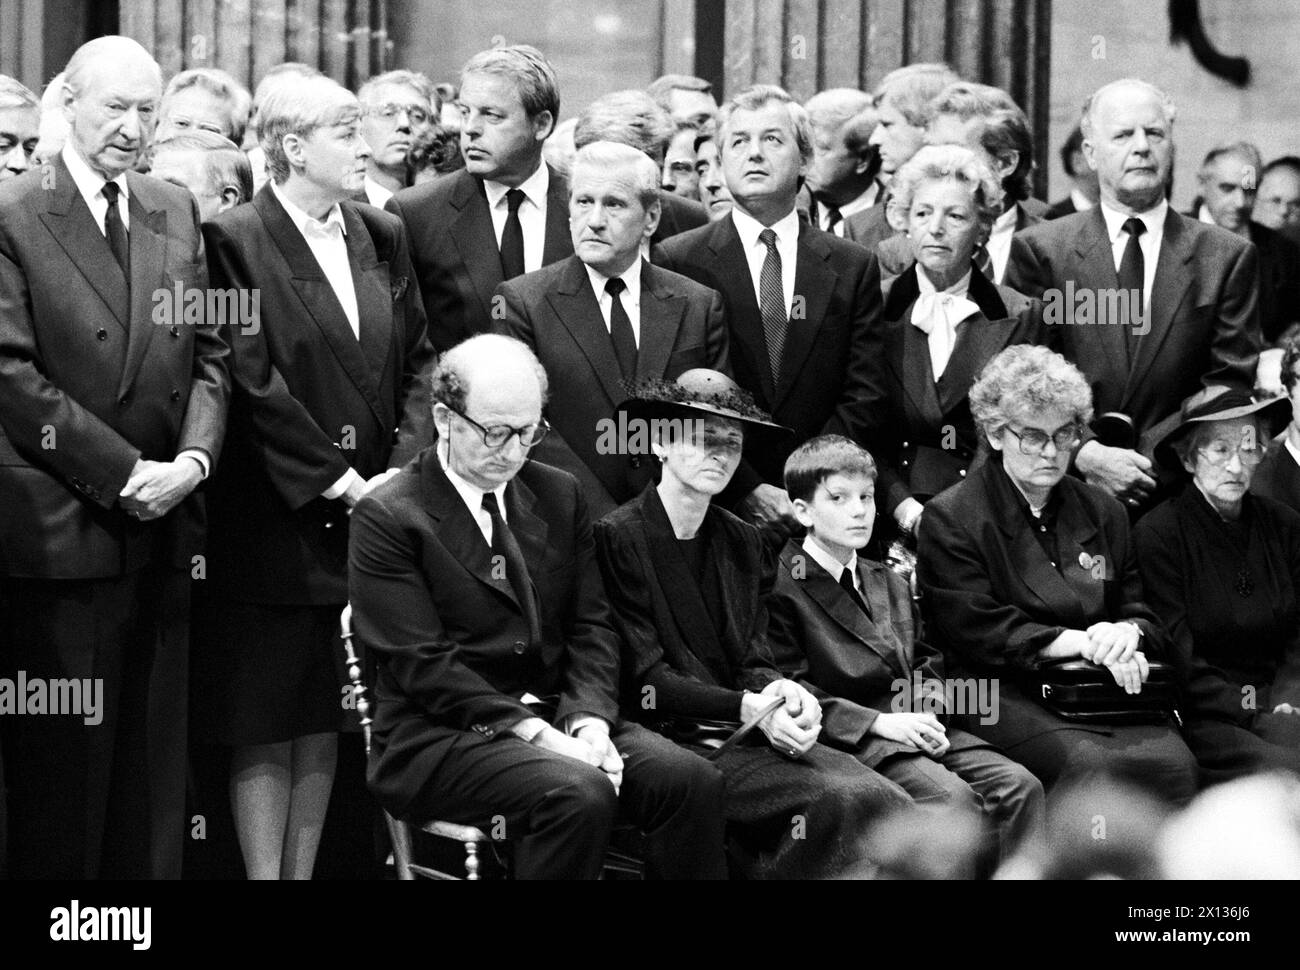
top-left (1249, 220), bottom-right (1300, 344)
top-left (865, 263), bottom-right (1049, 513)
top-left (594, 485), bottom-right (781, 722)
top-left (1252, 431), bottom-right (1300, 514)
top-left (385, 165), bottom-right (573, 352)
top-left (1005, 206), bottom-right (1261, 443)
top-left (653, 190), bottom-right (708, 245)
top-left (493, 255), bottom-right (729, 518)
top-left (656, 215), bottom-right (883, 491)
top-left (350, 453), bottom-right (622, 819)
top-left (0, 154), bottom-right (229, 579)
top-left (200, 186), bottom-right (434, 603)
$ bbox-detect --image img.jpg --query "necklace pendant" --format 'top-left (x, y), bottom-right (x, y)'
top-left (1236, 569), bottom-right (1254, 598)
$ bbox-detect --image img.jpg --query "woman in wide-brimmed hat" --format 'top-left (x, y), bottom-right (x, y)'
top-left (594, 369), bottom-right (913, 878)
top-left (1135, 386), bottom-right (1300, 783)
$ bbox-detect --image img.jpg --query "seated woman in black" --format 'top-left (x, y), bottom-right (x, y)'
top-left (916, 345), bottom-right (1198, 803)
top-left (594, 370), bottom-right (911, 879)
top-left (1135, 388), bottom-right (1300, 783)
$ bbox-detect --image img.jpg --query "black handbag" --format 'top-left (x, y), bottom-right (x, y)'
top-left (1033, 659), bottom-right (1183, 726)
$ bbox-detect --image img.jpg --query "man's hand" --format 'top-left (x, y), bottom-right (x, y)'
top-left (120, 458), bottom-right (203, 520)
top-left (894, 497), bottom-right (925, 535)
top-left (747, 680), bottom-right (821, 757)
top-left (870, 711), bottom-right (949, 757)
top-left (1256, 347), bottom-right (1286, 399)
top-left (1083, 621), bottom-right (1142, 667)
top-left (533, 725), bottom-right (605, 770)
top-left (741, 483), bottom-right (797, 534)
top-left (1075, 441), bottom-right (1156, 505)
top-left (1272, 702), bottom-right (1298, 715)
top-left (341, 474), bottom-right (370, 509)
top-left (575, 722), bottom-right (623, 794)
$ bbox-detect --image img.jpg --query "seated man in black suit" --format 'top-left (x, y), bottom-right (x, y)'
top-left (656, 84), bottom-right (883, 538)
top-left (348, 334), bottom-right (727, 879)
top-left (493, 141), bottom-right (728, 519)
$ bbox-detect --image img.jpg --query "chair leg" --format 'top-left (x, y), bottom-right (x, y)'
top-left (464, 841), bottom-right (480, 880)
top-left (384, 812), bottom-right (416, 881)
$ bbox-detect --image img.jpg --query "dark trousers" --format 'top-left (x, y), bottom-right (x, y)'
top-left (1183, 714), bottom-right (1300, 787)
top-left (0, 564), bottom-right (190, 879)
top-left (405, 720), bottom-right (728, 879)
top-left (706, 740), bottom-right (911, 879)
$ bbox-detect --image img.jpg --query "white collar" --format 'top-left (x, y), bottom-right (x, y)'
top-left (62, 141), bottom-right (128, 205)
top-left (1284, 435), bottom-right (1300, 470)
top-left (484, 161), bottom-right (549, 211)
top-left (731, 205), bottom-right (800, 251)
top-left (836, 184), bottom-right (880, 220)
top-left (801, 534), bottom-right (859, 588)
top-left (437, 445), bottom-right (508, 523)
top-left (1069, 187), bottom-right (1095, 212)
top-left (1099, 197), bottom-right (1168, 244)
top-left (270, 180), bottom-right (347, 237)
top-left (585, 256), bottom-right (643, 303)
top-left (916, 264), bottom-right (974, 298)
top-left (991, 205), bottom-right (1019, 234)
top-left (1196, 203), bottom-right (1218, 226)
top-left (364, 175), bottom-right (395, 208)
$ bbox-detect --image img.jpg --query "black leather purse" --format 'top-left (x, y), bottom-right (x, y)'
top-left (1033, 659), bottom-right (1183, 726)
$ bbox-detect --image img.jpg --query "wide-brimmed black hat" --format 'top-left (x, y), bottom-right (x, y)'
top-left (1151, 386), bottom-right (1291, 474)
top-left (616, 369), bottom-right (791, 441)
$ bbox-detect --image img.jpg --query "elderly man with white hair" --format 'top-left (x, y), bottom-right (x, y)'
top-left (0, 36), bottom-right (229, 879)
top-left (1006, 77), bottom-right (1261, 516)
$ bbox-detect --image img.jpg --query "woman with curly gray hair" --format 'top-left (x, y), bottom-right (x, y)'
top-left (862, 145), bottom-right (1049, 543)
top-left (916, 345), bottom-right (1198, 804)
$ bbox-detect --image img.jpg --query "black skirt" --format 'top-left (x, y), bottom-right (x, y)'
top-left (190, 599), bottom-right (345, 746)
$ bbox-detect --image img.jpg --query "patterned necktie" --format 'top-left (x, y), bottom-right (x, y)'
top-left (499, 188), bottom-right (526, 280)
top-left (605, 276), bottom-right (637, 382)
top-left (839, 567), bottom-right (871, 619)
top-left (758, 227), bottom-right (787, 385)
top-left (482, 491), bottom-right (541, 645)
top-left (101, 181), bottom-right (129, 277)
top-left (1118, 217), bottom-right (1146, 360)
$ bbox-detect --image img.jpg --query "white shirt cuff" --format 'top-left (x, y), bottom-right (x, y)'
top-left (177, 449), bottom-right (210, 480)
top-left (323, 468), bottom-right (362, 500)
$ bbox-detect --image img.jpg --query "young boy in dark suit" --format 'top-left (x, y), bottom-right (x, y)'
top-left (765, 435), bottom-right (1045, 862)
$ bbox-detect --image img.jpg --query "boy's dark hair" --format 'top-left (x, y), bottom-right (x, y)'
top-left (783, 435), bottom-right (877, 503)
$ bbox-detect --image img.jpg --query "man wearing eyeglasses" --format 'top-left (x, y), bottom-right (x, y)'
top-left (349, 333), bottom-right (730, 879)
top-left (357, 70), bottom-right (438, 208)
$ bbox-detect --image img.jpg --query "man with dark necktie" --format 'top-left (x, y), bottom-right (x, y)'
top-left (349, 334), bottom-right (728, 879)
top-left (385, 45), bottom-right (572, 352)
top-left (802, 88), bottom-right (880, 238)
top-left (493, 141), bottom-right (729, 518)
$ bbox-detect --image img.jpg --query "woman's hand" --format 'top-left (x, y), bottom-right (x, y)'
top-left (894, 497), bottom-right (925, 535)
top-left (1083, 621), bottom-right (1142, 666)
top-left (870, 712), bottom-right (949, 757)
top-left (1104, 650), bottom-right (1149, 695)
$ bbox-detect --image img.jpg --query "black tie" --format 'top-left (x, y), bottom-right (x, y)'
top-left (482, 492), bottom-right (541, 646)
top-left (824, 204), bottom-right (843, 235)
top-left (973, 244), bottom-right (992, 280)
top-left (500, 188), bottom-right (526, 281)
top-left (758, 228), bottom-right (787, 385)
top-left (101, 181), bottom-right (129, 278)
top-left (1118, 217), bottom-right (1146, 360)
top-left (605, 276), bottom-right (637, 382)
top-left (839, 567), bottom-right (871, 619)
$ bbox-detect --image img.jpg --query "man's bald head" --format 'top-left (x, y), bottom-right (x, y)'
top-left (1080, 78), bottom-right (1175, 213)
top-left (62, 36), bottom-right (163, 179)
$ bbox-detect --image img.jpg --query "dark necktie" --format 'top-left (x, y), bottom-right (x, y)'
top-left (1118, 217), bottom-right (1146, 359)
top-left (605, 276), bottom-right (637, 382)
top-left (824, 204), bottom-right (843, 235)
top-left (482, 492), bottom-right (541, 645)
top-left (839, 567), bottom-right (872, 619)
top-left (973, 244), bottom-right (992, 279)
top-left (758, 227), bottom-right (788, 385)
top-left (101, 181), bottom-right (129, 278)
top-left (499, 188), bottom-right (526, 281)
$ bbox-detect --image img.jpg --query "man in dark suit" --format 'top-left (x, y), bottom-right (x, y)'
top-left (657, 84), bottom-right (883, 535)
top-left (0, 37), bottom-right (229, 879)
top-left (1045, 125), bottom-right (1099, 220)
top-left (802, 89), bottom-right (881, 238)
top-left (385, 45), bottom-right (571, 352)
top-left (493, 141), bottom-right (728, 518)
top-left (1006, 78), bottom-right (1261, 511)
top-left (349, 335), bottom-right (727, 879)
top-left (1253, 340), bottom-right (1300, 514)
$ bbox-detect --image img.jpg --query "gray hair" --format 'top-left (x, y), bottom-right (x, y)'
top-left (258, 73), bottom-right (360, 184)
top-left (1171, 417), bottom-right (1265, 468)
top-left (1080, 78), bottom-right (1177, 142)
top-left (570, 140), bottom-right (662, 210)
top-left (888, 144), bottom-right (1004, 234)
top-left (64, 36), bottom-right (162, 98)
top-left (162, 67), bottom-right (252, 145)
top-left (574, 90), bottom-right (673, 164)
top-left (432, 334), bottom-right (549, 413)
top-left (1199, 141), bottom-right (1263, 179)
top-left (970, 345), bottom-right (1094, 439)
top-left (717, 84), bottom-right (813, 164)
top-left (873, 63), bottom-right (959, 127)
top-left (153, 129), bottom-right (253, 204)
top-left (358, 69), bottom-right (439, 114)
top-left (0, 74), bottom-right (38, 111)
top-left (647, 74), bottom-right (713, 113)
top-left (461, 45), bottom-right (559, 133)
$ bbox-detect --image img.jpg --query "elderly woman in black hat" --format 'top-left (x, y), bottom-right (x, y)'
top-left (1135, 387), bottom-right (1300, 782)
top-left (594, 370), bottom-right (911, 878)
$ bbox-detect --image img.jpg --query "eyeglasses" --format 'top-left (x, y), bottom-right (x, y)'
top-left (449, 406), bottom-right (549, 449)
top-left (1197, 440), bottom-right (1265, 467)
top-left (686, 430), bottom-right (744, 454)
top-left (1004, 424), bottom-right (1082, 456)
top-left (368, 102), bottom-right (431, 126)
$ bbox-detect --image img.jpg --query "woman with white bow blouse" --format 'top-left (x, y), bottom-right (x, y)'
top-left (860, 144), bottom-right (1051, 543)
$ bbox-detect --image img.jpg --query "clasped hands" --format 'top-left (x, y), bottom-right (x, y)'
top-left (742, 679), bottom-right (823, 759)
top-left (532, 722), bottom-right (624, 794)
top-left (1066, 621), bottom-right (1149, 694)
top-left (119, 457), bottom-right (203, 520)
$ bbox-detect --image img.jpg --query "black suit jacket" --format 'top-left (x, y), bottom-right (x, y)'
top-left (1045, 196), bottom-right (1078, 220)
top-left (199, 186), bottom-right (434, 604)
top-left (350, 453), bottom-right (622, 819)
top-left (1249, 220), bottom-right (1300, 344)
top-left (865, 263), bottom-right (1049, 513)
top-left (385, 165), bottom-right (572, 352)
top-left (1006, 207), bottom-right (1261, 443)
top-left (493, 255), bottom-right (729, 518)
top-left (656, 214), bottom-right (883, 491)
top-left (843, 199), bottom-right (892, 252)
top-left (1251, 431), bottom-right (1300, 514)
top-left (652, 190), bottom-right (708, 245)
top-left (0, 154), bottom-right (229, 578)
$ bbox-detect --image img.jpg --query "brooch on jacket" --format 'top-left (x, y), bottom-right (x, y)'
top-left (391, 275), bottom-right (409, 302)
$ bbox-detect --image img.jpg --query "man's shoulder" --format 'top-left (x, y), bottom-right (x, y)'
top-left (643, 259), bottom-right (721, 302)
top-left (343, 198), bottom-right (404, 239)
top-left (657, 219), bottom-right (721, 261)
top-left (498, 255), bottom-right (576, 298)
top-left (659, 191), bottom-right (708, 231)
top-left (127, 170), bottom-right (203, 216)
top-left (388, 170), bottom-right (475, 218)
top-left (0, 167), bottom-right (48, 214)
top-left (1013, 208), bottom-right (1094, 249)
top-left (518, 458), bottom-right (582, 506)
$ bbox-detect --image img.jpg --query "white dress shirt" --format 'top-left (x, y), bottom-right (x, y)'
top-left (437, 445), bottom-right (508, 547)
top-left (1069, 187), bottom-right (1095, 213)
top-left (363, 175), bottom-right (395, 209)
top-left (731, 206), bottom-right (799, 318)
top-left (802, 534), bottom-right (860, 592)
top-left (484, 162), bottom-right (550, 275)
top-left (911, 266), bottom-right (979, 380)
top-left (584, 258), bottom-right (643, 347)
top-left (820, 182), bottom-right (880, 235)
top-left (1285, 436), bottom-right (1300, 471)
top-left (1099, 198), bottom-right (1168, 319)
top-left (986, 205), bottom-right (1019, 284)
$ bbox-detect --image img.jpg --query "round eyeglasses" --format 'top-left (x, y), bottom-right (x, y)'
top-left (1004, 424), bottom-right (1082, 456)
top-left (450, 407), bottom-right (549, 449)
